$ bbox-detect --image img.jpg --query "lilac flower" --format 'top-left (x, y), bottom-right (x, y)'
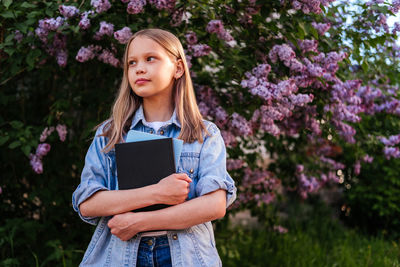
top-left (14, 30), bottom-right (23, 43)
top-left (97, 49), bottom-right (120, 67)
top-left (127, 0), bottom-right (146, 14)
top-left (362, 154), bottom-right (374, 163)
top-left (230, 112), bottom-right (253, 136)
top-left (91, 0), bottom-right (111, 13)
top-left (383, 146), bottom-right (400, 160)
top-left (221, 130), bottom-right (237, 147)
top-left (296, 164), bottom-right (304, 173)
top-left (79, 11), bottom-right (93, 30)
top-left (190, 44), bottom-right (212, 57)
top-left (353, 160), bottom-right (361, 176)
top-left (273, 225), bottom-right (288, 234)
top-left (56, 124), bottom-right (68, 142)
top-left (59, 5), bottom-right (80, 18)
top-left (226, 159), bottom-right (244, 170)
top-left (0, 186), bottom-right (2, 194)
top-left (148, 0), bottom-right (175, 10)
top-left (40, 127), bottom-right (55, 142)
top-left (379, 134), bottom-right (400, 146)
top-left (36, 143), bottom-right (51, 157)
top-left (206, 20), bottom-right (235, 44)
top-left (312, 22), bottom-right (331, 35)
top-left (268, 44), bottom-right (296, 64)
top-left (56, 50), bottom-right (68, 67)
top-left (289, 93), bottom-right (314, 106)
top-left (298, 39), bottom-right (319, 53)
top-left (29, 154), bottom-right (43, 174)
top-left (76, 46), bottom-right (97, 62)
top-left (185, 31), bottom-right (198, 45)
top-left (391, 0), bottom-right (400, 13)
top-left (114, 27), bottom-right (132, 44)
top-left (214, 106), bottom-right (229, 126)
top-left (94, 21), bottom-right (114, 40)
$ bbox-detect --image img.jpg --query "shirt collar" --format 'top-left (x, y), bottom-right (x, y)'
top-left (129, 105), bottom-right (181, 130)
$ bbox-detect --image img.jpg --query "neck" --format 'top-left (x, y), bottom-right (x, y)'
top-left (142, 98), bottom-right (174, 122)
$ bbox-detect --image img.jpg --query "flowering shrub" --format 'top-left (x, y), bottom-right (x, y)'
top-left (1, 0), bottom-right (400, 264)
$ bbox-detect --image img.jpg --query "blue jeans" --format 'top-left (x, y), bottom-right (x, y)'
top-left (136, 236), bottom-right (172, 267)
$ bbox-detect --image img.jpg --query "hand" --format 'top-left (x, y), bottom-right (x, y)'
top-left (156, 173), bottom-right (192, 205)
top-left (107, 212), bottom-right (143, 241)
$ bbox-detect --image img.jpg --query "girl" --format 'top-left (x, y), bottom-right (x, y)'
top-left (72, 28), bottom-right (236, 267)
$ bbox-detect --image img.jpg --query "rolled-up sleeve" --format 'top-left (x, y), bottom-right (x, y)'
top-left (72, 126), bottom-right (109, 225)
top-left (195, 123), bottom-right (237, 207)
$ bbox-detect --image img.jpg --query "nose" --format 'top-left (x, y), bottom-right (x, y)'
top-left (135, 61), bottom-right (146, 74)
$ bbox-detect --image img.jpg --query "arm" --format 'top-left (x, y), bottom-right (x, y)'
top-left (108, 189), bottom-right (226, 241)
top-left (80, 173), bottom-right (192, 217)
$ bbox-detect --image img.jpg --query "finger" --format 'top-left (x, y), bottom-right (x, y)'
top-left (177, 173), bottom-right (192, 183)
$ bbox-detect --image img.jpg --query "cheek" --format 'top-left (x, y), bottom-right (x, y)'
top-left (127, 69), bottom-right (135, 87)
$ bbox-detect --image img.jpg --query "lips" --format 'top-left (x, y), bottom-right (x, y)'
top-left (135, 78), bottom-right (150, 84)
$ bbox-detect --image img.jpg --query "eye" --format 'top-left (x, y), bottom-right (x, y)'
top-left (128, 60), bottom-right (136, 66)
top-left (147, 56), bottom-right (155, 62)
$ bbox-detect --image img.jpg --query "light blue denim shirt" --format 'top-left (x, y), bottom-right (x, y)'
top-left (72, 105), bottom-right (237, 266)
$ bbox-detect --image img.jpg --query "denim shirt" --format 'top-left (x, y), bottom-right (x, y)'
top-left (72, 106), bottom-right (237, 267)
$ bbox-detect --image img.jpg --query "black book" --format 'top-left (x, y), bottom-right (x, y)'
top-left (115, 138), bottom-right (175, 212)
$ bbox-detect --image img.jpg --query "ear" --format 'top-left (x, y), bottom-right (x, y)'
top-left (174, 59), bottom-right (184, 79)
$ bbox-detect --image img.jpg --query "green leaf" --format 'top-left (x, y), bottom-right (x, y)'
top-left (5, 33), bottom-right (14, 42)
top-left (10, 120), bottom-right (23, 129)
top-left (361, 60), bottom-right (369, 72)
top-left (0, 135), bottom-right (9, 146)
top-left (26, 49), bottom-right (41, 68)
top-left (3, 0), bottom-right (12, 9)
top-left (8, 140), bottom-right (20, 149)
top-left (0, 10), bottom-right (15, 18)
top-left (20, 2), bottom-right (36, 8)
top-left (21, 145), bottom-right (31, 156)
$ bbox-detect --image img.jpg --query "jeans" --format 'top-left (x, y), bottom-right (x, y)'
top-left (136, 235), bottom-right (172, 267)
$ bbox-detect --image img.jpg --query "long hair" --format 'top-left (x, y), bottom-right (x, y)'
top-left (97, 28), bottom-right (207, 153)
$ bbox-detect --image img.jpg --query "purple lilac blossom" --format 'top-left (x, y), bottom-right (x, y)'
top-left (185, 31), bottom-right (198, 45)
top-left (79, 11), bottom-right (93, 30)
top-left (127, 0), bottom-right (146, 14)
top-left (56, 124), bottom-right (68, 142)
top-left (311, 22), bottom-right (331, 35)
top-left (29, 154), bottom-right (43, 174)
top-left (273, 225), bottom-right (288, 234)
top-left (190, 44), bottom-right (212, 57)
top-left (40, 127), bottom-right (55, 142)
top-left (230, 112), bottom-right (253, 136)
top-left (14, 30), bottom-right (23, 43)
top-left (94, 21), bottom-right (114, 40)
top-left (97, 49), bottom-right (120, 67)
top-left (206, 20), bottom-right (235, 43)
top-left (59, 5), bottom-right (80, 18)
top-left (114, 27), bottom-right (133, 44)
top-left (226, 159), bottom-right (245, 170)
top-left (91, 0), bottom-right (111, 13)
top-left (363, 154), bottom-right (374, 163)
top-left (353, 160), bottom-right (361, 175)
top-left (379, 134), bottom-right (400, 146)
top-left (36, 143), bottom-right (51, 157)
top-left (148, 0), bottom-right (175, 10)
top-left (76, 45), bottom-right (98, 62)
top-left (298, 39), bottom-right (319, 53)
top-left (383, 146), bottom-right (400, 159)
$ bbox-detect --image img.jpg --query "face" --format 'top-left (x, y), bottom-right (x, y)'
top-left (127, 36), bottom-right (183, 102)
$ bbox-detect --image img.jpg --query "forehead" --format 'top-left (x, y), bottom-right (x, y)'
top-left (127, 36), bottom-right (170, 58)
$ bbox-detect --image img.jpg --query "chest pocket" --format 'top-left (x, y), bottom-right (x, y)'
top-left (177, 152), bottom-right (200, 200)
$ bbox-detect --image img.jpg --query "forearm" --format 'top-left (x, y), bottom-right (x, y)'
top-left (80, 184), bottom-right (160, 217)
top-left (139, 189), bottom-right (227, 231)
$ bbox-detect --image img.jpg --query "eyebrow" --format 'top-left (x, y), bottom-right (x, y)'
top-left (127, 52), bottom-right (161, 60)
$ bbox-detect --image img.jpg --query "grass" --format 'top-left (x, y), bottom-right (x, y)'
top-left (216, 201), bottom-right (400, 267)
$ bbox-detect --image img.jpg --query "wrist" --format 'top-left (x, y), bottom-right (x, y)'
top-left (151, 183), bottom-right (163, 204)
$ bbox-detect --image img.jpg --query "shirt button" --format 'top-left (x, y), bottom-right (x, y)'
top-left (146, 239), bottom-right (153, 246)
top-left (160, 130), bottom-right (164, 135)
top-left (172, 234), bottom-right (178, 240)
top-left (149, 130), bottom-right (154, 134)
top-left (189, 168), bottom-right (194, 174)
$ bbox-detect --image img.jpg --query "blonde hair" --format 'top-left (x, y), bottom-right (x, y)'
top-left (97, 28), bottom-right (207, 152)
